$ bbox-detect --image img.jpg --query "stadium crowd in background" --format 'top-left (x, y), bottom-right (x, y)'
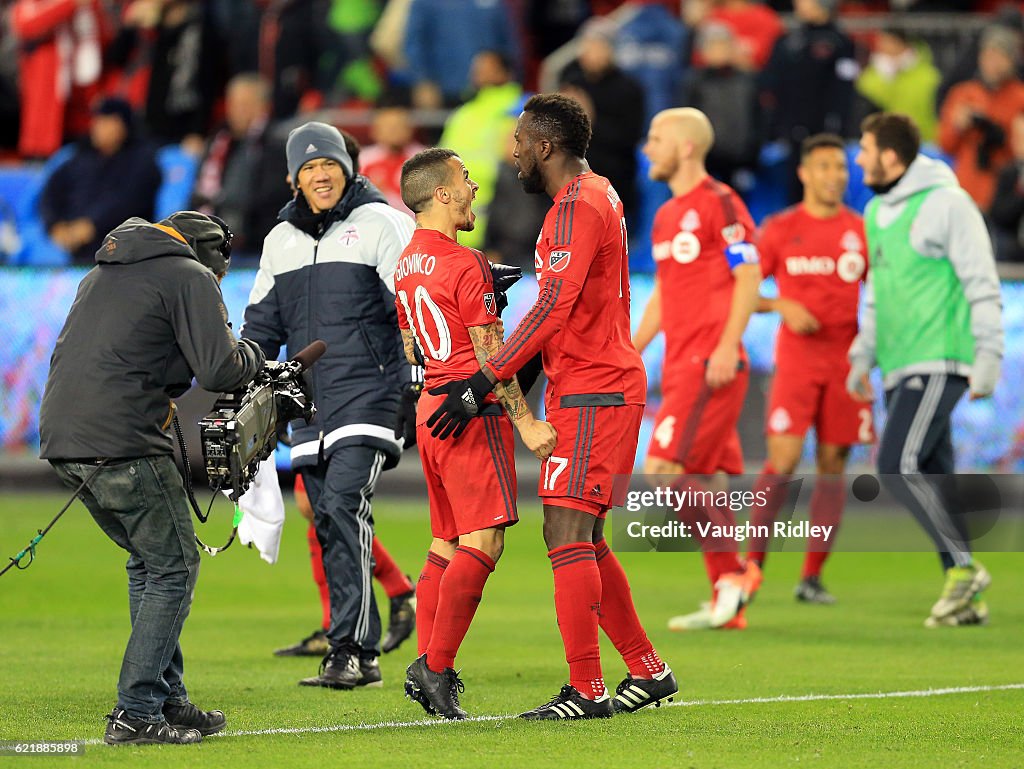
top-left (3, 0), bottom-right (1024, 263)
top-left (16, 0), bottom-right (1017, 742)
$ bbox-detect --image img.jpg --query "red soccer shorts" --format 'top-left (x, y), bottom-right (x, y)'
top-left (416, 413), bottom-right (518, 541)
top-left (538, 402), bottom-right (644, 516)
top-left (767, 356), bottom-right (875, 445)
top-left (647, 360), bottom-right (748, 474)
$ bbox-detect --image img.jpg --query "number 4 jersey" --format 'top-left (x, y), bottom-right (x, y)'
top-left (394, 229), bottom-right (500, 412)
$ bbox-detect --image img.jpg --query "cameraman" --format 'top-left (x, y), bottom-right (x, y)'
top-left (39, 212), bottom-right (265, 746)
top-left (243, 122), bottom-right (416, 689)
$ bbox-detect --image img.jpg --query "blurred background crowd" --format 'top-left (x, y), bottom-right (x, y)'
top-left (2, 0), bottom-right (1024, 267)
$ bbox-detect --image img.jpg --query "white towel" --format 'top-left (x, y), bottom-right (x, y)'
top-left (233, 457), bottom-right (286, 564)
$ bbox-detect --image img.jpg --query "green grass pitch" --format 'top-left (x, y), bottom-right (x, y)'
top-left (1, 492), bottom-right (1022, 768)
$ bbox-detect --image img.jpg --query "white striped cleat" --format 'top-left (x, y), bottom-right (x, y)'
top-left (612, 664), bottom-right (679, 713)
top-left (518, 685), bottom-right (613, 720)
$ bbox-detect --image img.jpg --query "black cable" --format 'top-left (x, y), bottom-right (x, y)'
top-left (1, 460), bottom-right (107, 578)
top-left (173, 414), bottom-right (210, 523)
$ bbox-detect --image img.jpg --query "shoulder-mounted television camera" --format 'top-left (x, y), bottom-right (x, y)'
top-left (198, 341), bottom-right (325, 501)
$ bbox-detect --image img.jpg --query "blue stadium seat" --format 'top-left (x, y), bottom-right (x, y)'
top-left (4, 146), bottom-right (75, 266)
top-left (154, 145), bottom-right (199, 220)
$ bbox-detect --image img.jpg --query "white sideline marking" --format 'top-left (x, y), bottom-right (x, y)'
top-left (83, 683), bottom-right (1024, 745)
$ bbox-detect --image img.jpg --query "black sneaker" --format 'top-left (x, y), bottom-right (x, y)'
top-left (794, 576), bottom-right (837, 605)
top-left (298, 648), bottom-right (361, 689)
top-left (518, 685), bottom-right (614, 721)
top-left (382, 586), bottom-right (416, 653)
top-left (163, 700), bottom-right (227, 736)
top-left (404, 654), bottom-right (467, 720)
top-left (103, 708), bottom-right (202, 745)
top-left (274, 628), bottom-right (329, 657)
top-left (358, 657), bottom-right (383, 688)
top-left (612, 664), bottom-right (678, 713)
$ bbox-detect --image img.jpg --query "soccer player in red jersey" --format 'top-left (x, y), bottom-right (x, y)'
top-left (427, 94), bottom-right (676, 720)
top-left (394, 147), bottom-right (557, 720)
top-left (745, 134), bottom-right (873, 604)
top-left (633, 108), bottom-right (763, 631)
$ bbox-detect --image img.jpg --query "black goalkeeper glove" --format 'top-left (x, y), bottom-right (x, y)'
top-left (490, 262), bottom-right (522, 316)
top-left (426, 370), bottom-right (496, 439)
top-left (393, 381), bottom-right (423, 447)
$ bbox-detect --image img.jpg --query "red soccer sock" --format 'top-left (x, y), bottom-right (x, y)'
top-left (672, 477), bottom-right (742, 585)
top-left (747, 463), bottom-right (792, 567)
top-left (426, 546), bottom-right (495, 672)
top-left (801, 476), bottom-right (844, 579)
top-left (594, 540), bottom-right (662, 679)
top-left (307, 523), bottom-right (330, 630)
top-left (549, 543), bottom-right (605, 699)
top-left (416, 550), bottom-right (449, 657)
top-left (372, 537), bottom-right (414, 599)
top-left (703, 551), bottom-right (744, 586)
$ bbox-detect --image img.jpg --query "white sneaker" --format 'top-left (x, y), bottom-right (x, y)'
top-left (929, 563), bottom-right (991, 619)
top-left (668, 604), bottom-right (713, 631)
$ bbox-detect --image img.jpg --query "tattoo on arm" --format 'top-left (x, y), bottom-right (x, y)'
top-left (400, 328), bottom-right (419, 365)
top-left (468, 324), bottom-right (532, 423)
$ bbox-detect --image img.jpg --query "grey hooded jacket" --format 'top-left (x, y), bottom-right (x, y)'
top-left (39, 218), bottom-right (264, 459)
top-left (849, 155), bottom-right (1004, 392)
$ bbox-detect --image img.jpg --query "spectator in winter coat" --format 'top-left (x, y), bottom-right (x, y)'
top-left (39, 97), bottom-right (162, 265)
top-left (559, 17), bottom-right (646, 219)
top-left (759, 0), bottom-right (859, 203)
top-left (856, 29), bottom-right (940, 143)
top-left (938, 25), bottom-right (1024, 210)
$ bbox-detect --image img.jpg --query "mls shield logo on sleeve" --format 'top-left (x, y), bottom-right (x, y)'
top-left (549, 250), bottom-right (571, 273)
top-left (483, 292), bottom-right (496, 315)
top-left (722, 222), bottom-right (746, 245)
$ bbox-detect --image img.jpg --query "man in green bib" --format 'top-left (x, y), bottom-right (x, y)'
top-left (848, 112), bottom-right (1004, 628)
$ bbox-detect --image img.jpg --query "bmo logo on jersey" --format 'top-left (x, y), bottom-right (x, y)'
top-left (836, 251), bottom-right (866, 282)
top-left (785, 253), bottom-right (865, 282)
top-left (653, 231), bottom-right (701, 264)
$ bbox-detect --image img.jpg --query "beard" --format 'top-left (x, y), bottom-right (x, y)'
top-left (864, 160), bottom-right (890, 193)
top-left (519, 165), bottom-right (545, 194)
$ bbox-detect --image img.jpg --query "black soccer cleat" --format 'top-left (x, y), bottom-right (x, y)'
top-left (611, 664), bottom-right (678, 713)
top-left (103, 708), bottom-right (202, 745)
top-left (382, 585), bottom-right (416, 654)
top-left (404, 654), bottom-right (467, 720)
top-left (794, 575), bottom-right (837, 605)
top-left (518, 685), bottom-right (614, 721)
top-left (162, 700), bottom-right (226, 736)
top-left (358, 657), bottom-right (383, 688)
top-left (299, 648), bottom-right (362, 689)
top-left (274, 628), bottom-right (329, 657)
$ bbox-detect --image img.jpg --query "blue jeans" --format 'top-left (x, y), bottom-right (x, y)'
top-left (52, 456), bottom-right (200, 722)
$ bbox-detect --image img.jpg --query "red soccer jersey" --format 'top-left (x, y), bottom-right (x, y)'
top-left (757, 204), bottom-right (867, 364)
top-left (394, 228), bottom-right (499, 403)
top-left (486, 172), bottom-right (646, 405)
top-left (652, 176), bottom-right (758, 379)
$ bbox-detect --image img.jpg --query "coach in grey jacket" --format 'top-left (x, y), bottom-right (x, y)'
top-left (40, 212), bottom-right (264, 744)
top-left (243, 122), bottom-right (416, 688)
